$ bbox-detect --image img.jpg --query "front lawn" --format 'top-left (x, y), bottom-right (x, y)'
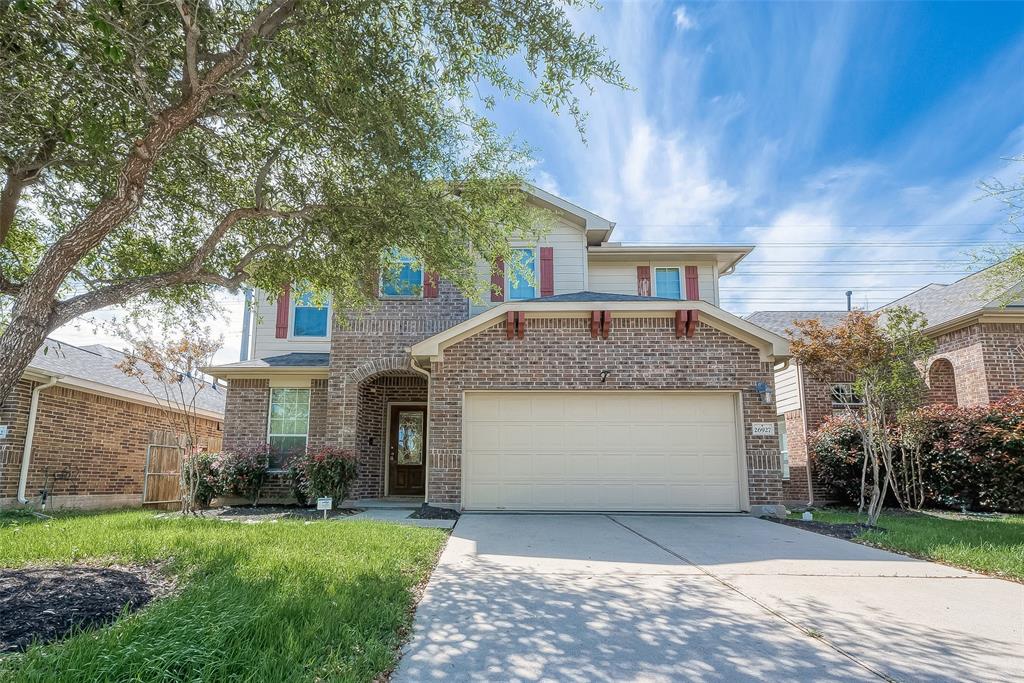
top-left (0, 510), bottom-right (446, 682)
top-left (794, 509), bottom-right (1024, 581)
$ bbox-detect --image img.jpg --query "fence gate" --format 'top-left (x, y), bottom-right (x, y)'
top-left (143, 430), bottom-right (182, 509)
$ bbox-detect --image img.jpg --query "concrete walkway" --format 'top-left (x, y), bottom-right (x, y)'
top-left (394, 514), bottom-right (1023, 682)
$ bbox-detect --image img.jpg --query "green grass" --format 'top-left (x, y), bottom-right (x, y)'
top-left (793, 509), bottom-right (1024, 581)
top-left (0, 510), bottom-right (447, 682)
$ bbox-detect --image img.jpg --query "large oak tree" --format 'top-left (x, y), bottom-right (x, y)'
top-left (0, 0), bottom-right (625, 401)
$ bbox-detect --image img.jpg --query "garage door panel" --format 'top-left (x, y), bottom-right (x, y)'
top-left (463, 392), bottom-right (742, 512)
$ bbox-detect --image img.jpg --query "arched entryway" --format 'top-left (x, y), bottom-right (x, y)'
top-left (928, 358), bottom-right (958, 406)
top-left (353, 369), bottom-right (428, 499)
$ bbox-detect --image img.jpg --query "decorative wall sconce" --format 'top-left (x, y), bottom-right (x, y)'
top-left (600, 370), bottom-right (611, 384)
top-left (753, 381), bottom-right (773, 405)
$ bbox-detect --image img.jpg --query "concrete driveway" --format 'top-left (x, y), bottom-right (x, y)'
top-left (394, 514), bottom-right (1023, 682)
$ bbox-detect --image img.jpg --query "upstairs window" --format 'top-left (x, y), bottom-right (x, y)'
top-left (831, 383), bottom-right (863, 407)
top-left (380, 255), bottom-right (423, 298)
top-left (268, 388), bottom-right (310, 470)
top-left (508, 247), bottom-right (537, 300)
top-left (654, 267), bottom-right (682, 299)
top-left (292, 291), bottom-right (330, 338)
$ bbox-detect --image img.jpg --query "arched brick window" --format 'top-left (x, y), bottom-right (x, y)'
top-left (928, 359), bottom-right (958, 406)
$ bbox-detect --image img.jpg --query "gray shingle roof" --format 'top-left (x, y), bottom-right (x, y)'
top-left (210, 353), bottom-right (330, 369)
top-left (27, 339), bottom-right (226, 415)
top-left (522, 291), bottom-right (684, 303)
top-left (744, 310), bottom-right (851, 336)
top-left (880, 265), bottom-right (1023, 329)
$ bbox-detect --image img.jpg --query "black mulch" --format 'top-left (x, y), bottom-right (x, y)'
top-left (0, 565), bottom-right (174, 653)
top-left (410, 504), bottom-right (460, 520)
top-left (765, 517), bottom-right (882, 540)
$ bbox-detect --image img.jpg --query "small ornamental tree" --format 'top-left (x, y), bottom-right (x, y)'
top-left (790, 307), bottom-right (934, 526)
top-left (117, 331), bottom-right (222, 514)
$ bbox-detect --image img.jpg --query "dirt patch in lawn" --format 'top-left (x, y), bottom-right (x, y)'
top-left (158, 504), bottom-right (362, 523)
top-left (0, 564), bottom-right (175, 653)
top-left (766, 517), bottom-right (880, 540)
top-left (409, 504), bottom-right (460, 521)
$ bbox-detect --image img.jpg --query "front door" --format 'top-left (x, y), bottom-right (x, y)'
top-left (388, 405), bottom-right (426, 496)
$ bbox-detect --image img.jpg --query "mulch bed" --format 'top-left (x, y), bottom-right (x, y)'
top-left (158, 504), bottom-right (362, 523)
top-left (0, 564), bottom-right (175, 653)
top-left (765, 516), bottom-right (881, 540)
top-left (409, 504), bottom-right (460, 520)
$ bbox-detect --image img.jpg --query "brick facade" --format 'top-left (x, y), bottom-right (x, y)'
top-left (1, 379), bottom-right (222, 510)
top-left (353, 376), bottom-right (427, 498)
top-left (424, 316), bottom-right (783, 511)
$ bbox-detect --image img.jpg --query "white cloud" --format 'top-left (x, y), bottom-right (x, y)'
top-left (673, 6), bottom-right (696, 31)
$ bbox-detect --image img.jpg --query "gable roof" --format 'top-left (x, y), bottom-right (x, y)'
top-left (523, 184), bottom-right (616, 245)
top-left (25, 339), bottom-right (226, 419)
top-left (880, 264), bottom-right (1024, 331)
top-left (409, 294), bottom-right (790, 363)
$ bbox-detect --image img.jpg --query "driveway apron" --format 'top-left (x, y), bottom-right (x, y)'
top-left (394, 514), bottom-right (1023, 683)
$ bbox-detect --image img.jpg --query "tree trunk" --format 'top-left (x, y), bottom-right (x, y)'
top-left (0, 302), bottom-right (57, 403)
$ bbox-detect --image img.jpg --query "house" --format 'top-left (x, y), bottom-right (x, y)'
top-left (205, 186), bottom-right (792, 515)
top-left (0, 340), bottom-right (225, 510)
top-left (747, 263), bottom-right (1024, 504)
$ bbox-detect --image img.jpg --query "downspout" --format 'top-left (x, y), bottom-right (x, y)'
top-left (796, 363), bottom-right (814, 506)
top-left (239, 288), bottom-right (253, 361)
top-left (17, 375), bottom-right (61, 504)
top-left (409, 357), bottom-right (432, 505)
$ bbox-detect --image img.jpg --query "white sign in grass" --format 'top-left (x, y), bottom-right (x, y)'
top-left (316, 497), bottom-right (333, 510)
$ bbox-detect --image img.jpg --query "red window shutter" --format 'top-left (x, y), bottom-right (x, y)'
top-left (685, 265), bottom-right (699, 300)
top-left (275, 284), bottom-right (290, 338)
top-left (423, 271), bottom-right (439, 298)
top-left (636, 266), bottom-right (652, 296)
top-left (491, 257), bottom-right (505, 302)
top-left (539, 247), bottom-right (554, 297)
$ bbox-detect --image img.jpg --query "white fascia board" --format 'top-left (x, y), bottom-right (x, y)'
top-left (409, 299), bottom-right (790, 362)
top-left (201, 365), bottom-right (329, 381)
top-left (587, 245), bottom-right (754, 272)
top-left (522, 183), bottom-right (615, 232)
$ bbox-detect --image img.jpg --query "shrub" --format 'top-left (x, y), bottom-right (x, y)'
top-left (181, 450), bottom-right (222, 510)
top-left (810, 415), bottom-right (875, 504)
top-left (809, 390), bottom-right (1024, 512)
top-left (288, 447), bottom-right (358, 506)
top-left (217, 447), bottom-right (270, 505)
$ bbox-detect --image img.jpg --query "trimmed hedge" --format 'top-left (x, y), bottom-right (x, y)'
top-left (810, 390), bottom-right (1024, 512)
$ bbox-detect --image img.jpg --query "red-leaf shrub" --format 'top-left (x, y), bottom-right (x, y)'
top-left (810, 390), bottom-right (1024, 512)
top-left (217, 446), bottom-right (270, 505)
top-left (287, 447), bottom-right (358, 506)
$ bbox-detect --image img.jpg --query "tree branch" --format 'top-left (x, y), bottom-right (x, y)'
top-left (174, 0), bottom-right (201, 97)
top-left (1, 138), bottom-right (58, 245)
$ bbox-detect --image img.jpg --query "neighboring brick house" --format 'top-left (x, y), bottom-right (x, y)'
top-left (747, 263), bottom-right (1024, 505)
top-left (206, 186), bottom-right (792, 515)
top-left (0, 341), bottom-right (225, 510)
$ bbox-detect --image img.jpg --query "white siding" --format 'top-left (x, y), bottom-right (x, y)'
top-left (774, 364), bottom-right (800, 415)
top-left (586, 261), bottom-right (719, 306)
top-left (469, 216), bottom-right (587, 315)
top-left (249, 289), bottom-right (331, 360)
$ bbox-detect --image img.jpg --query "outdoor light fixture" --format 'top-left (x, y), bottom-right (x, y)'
top-left (600, 370), bottom-right (611, 383)
top-left (753, 381), bottom-right (773, 405)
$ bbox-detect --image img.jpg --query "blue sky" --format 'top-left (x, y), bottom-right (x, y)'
top-left (55, 1), bottom-right (1024, 362)
top-left (493, 0), bottom-right (1024, 314)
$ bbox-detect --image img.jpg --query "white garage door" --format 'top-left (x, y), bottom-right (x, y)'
top-left (463, 391), bottom-right (744, 512)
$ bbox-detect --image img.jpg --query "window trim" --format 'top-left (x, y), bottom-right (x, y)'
top-left (506, 246), bottom-right (539, 301)
top-left (266, 387), bottom-right (311, 472)
top-left (379, 255), bottom-right (425, 300)
top-left (778, 417), bottom-right (790, 480)
top-left (653, 266), bottom-right (683, 300)
top-left (830, 382), bottom-right (864, 408)
top-left (288, 290), bottom-right (332, 341)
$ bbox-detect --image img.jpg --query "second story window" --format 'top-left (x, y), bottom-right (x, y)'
top-left (380, 255), bottom-right (423, 299)
top-left (831, 382), bottom-right (863, 407)
top-left (508, 247), bottom-right (537, 300)
top-left (654, 267), bottom-right (682, 299)
top-left (292, 291), bottom-right (330, 338)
